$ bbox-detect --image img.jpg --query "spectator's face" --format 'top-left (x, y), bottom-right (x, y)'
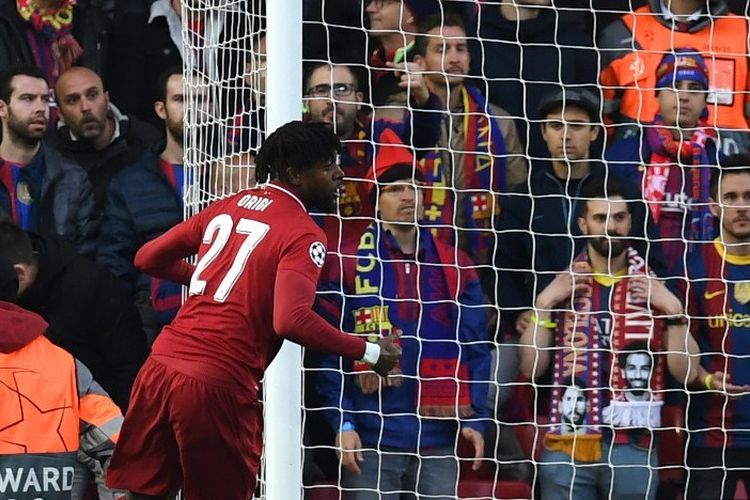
top-left (305, 66), bottom-right (363, 139)
top-left (712, 172), bottom-right (750, 242)
top-left (377, 180), bottom-right (423, 224)
top-left (559, 385), bottom-right (586, 425)
top-left (155, 74), bottom-right (185, 145)
top-left (623, 352), bottom-right (651, 393)
top-left (578, 197), bottom-right (631, 258)
top-left (657, 79), bottom-right (707, 129)
top-left (366, 0), bottom-right (411, 33)
top-left (56, 68), bottom-right (110, 141)
top-left (0, 75), bottom-right (49, 144)
top-left (418, 26), bottom-right (470, 89)
top-left (541, 106), bottom-right (598, 162)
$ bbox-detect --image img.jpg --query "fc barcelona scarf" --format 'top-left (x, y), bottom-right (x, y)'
top-left (420, 85), bottom-right (506, 263)
top-left (643, 115), bottom-right (715, 243)
top-left (0, 160), bottom-right (38, 232)
top-left (546, 247), bottom-right (664, 462)
top-left (348, 223), bottom-right (474, 417)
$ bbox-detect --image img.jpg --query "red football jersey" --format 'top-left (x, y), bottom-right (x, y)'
top-left (148, 183), bottom-right (333, 391)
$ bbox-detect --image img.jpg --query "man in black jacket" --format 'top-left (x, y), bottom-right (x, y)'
top-left (0, 220), bottom-right (149, 411)
top-left (495, 88), bottom-right (666, 336)
top-left (51, 66), bottom-right (160, 216)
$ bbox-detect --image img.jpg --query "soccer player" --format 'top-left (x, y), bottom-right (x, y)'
top-left (105, 121), bottom-right (402, 500)
top-left (684, 157), bottom-right (750, 499)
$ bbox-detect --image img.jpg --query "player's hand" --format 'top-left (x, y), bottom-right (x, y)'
top-left (707, 371), bottom-right (750, 396)
top-left (387, 61), bottom-right (431, 106)
top-left (461, 427), bottom-right (485, 471)
top-left (336, 430), bottom-right (364, 475)
top-left (372, 336), bottom-right (402, 377)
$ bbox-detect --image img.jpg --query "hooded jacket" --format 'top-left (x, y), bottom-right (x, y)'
top-left (0, 301), bottom-right (122, 500)
top-left (17, 233), bottom-right (149, 411)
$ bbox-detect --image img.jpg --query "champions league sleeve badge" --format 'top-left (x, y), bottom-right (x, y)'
top-left (309, 241), bottom-right (326, 268)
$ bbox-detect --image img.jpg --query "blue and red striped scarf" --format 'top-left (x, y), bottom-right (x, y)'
top-left (546, 247), bottom-right (665, 461)
top-left (420, 85), bottom-right (506, 264)
top-left (150, 159), bottom-right (187, 327)
top-left (643, 116), bottom-right (715, 246)
top-left (0, 160), bottom-right (37, 231)
top-left (348, 223), bottom-right (474, 417)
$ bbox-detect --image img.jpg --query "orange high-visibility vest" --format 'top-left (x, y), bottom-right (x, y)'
top-left (0, 336), bottom-right (81, 499)
top-left (600, 7), bottom-right (750, 129)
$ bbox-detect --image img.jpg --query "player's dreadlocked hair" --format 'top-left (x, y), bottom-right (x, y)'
top-left (255, 121), bottom-right (341, 184)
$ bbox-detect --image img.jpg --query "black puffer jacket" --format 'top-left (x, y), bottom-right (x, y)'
top-left (18, 233), bottom-right (149, 411)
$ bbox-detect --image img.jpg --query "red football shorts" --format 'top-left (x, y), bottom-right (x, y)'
top-left (106, 356), bottom-right (262, 500)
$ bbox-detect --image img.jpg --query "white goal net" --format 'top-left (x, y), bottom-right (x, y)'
top-left (181, 1), bottom-right (750, 499)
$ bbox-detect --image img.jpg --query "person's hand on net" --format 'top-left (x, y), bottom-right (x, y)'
top-left (372, 336), bottom-right (402, 377)
top-left (336, 430), bottom-right (364, 475)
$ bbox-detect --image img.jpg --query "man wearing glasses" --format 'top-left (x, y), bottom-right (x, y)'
top-left (304, 62), bottom-right (440, 248)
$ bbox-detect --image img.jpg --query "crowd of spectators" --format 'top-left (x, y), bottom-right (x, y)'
top-left (2, 0), bottom-right (750, 499)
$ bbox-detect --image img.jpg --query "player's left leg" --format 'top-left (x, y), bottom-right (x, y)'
top-left (170, 375), bottom-right (263, 500)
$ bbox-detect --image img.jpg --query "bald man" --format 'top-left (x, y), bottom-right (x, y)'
top-left (51, 67), bottom-right (160, 214)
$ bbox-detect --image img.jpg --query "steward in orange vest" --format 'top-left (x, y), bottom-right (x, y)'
top-left (0, 278), bottom-right (124, 499)
top-left (599, 0), bottom-right (750, 155)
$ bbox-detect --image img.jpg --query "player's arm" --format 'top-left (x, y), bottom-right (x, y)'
top-left (134, 215), bottom-right (204, 285)
top-left (273, 267), bottom-right (399, 376)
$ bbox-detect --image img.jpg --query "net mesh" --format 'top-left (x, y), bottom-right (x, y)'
top-left (180, 1), bottom-right (750, 498)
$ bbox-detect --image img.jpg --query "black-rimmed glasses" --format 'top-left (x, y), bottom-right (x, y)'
top-left (305, 83), bottom-right (357, 98)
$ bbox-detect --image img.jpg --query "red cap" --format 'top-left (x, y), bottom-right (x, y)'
top-left (366, 129), bottom-right (423, 195)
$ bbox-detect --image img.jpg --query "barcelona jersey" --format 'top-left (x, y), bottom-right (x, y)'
top-left (686, 239), bottom-right (750, 448)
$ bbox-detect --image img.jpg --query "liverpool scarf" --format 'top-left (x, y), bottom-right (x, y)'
top-left (348, 223), bottom-right (473, 417)
top-left (420, 85), bottom-right (506, 263)
top-left (546, 247), bottom-right (665, 462)
top-left (643, 115), bottom-right (715, 242)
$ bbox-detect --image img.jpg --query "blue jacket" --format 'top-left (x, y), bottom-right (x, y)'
top-left (96, 149), bottom-right (182, 293)
top-left (315, 227), bottom-right (492, 451)
top-left (0, 143), bottom-right (96, 256)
